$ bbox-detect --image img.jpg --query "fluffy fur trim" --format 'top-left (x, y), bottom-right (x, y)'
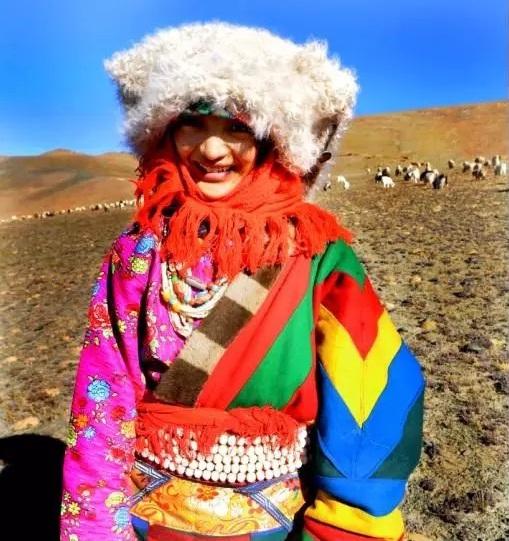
top-left (104, 21), bottom-right (359, 177)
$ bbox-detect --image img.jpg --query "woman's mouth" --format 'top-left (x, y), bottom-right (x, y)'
top-left (194, 162), bottom-right (234, 181)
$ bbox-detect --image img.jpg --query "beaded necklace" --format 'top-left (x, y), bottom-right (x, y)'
top-left (160, 260), bottom-right (228, 337)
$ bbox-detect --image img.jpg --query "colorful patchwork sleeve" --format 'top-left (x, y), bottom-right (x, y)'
top-left (302, 240), bottom-right (425, 540)
top-left (60, 226), bottom-right (158, 541)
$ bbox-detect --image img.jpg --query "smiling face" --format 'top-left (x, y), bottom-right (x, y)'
top-left (171, 114), bottom-right (259, 200)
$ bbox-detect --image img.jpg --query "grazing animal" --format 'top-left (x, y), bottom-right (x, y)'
top-left (474, 156), bottom-right (485, 164)
top-left (432, 174), bottom-right (448, 189)
top-left (382, 166), bottom-right (391, 176)
top-left (381, 175), bottom-right (395, 188)
top-left (395, 164), bottom-right (403, 176)
top-left (448, 159), bottom-right (455, 169)
top-left (421, 168), bottom-right (439, 184)
top-left (323, 181), bottom-right (332, 191)
top-left (472, 167), bottom-right (486, 180)
top-left (336, 175), bottom-right (350, 189)
top-left (462, 161), bottom-right (474, 173)
top-left (404, 166), bottom-right (420, 183)
top-left (495, 162), bottom-right (507, 176)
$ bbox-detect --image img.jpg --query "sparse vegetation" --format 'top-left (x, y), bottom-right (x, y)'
top-left (0, 102), bottom-right (507, 540)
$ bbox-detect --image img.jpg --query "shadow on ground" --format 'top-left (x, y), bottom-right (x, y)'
top-left (0, 434), bottom-right (65, 540)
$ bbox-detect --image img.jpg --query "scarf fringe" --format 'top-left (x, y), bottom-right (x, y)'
top-left (132, 144), bottom-right (352, 279)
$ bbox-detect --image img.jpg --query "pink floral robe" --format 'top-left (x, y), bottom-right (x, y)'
top-left (60, 223), bottom-right (212, 540)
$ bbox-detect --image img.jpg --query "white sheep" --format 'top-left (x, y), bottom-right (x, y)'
top-left (448, 159), bottom-right (455, 169)
top-left (495, 162), bottom-right (507, 176)
top-left (462, 161), bottom-right (474, 173)
top-left (492, 155), bottom-right (501, 167)
top-left (381, 175), bottom-right (395, 188)
top-left (404, 166), bottom-right (420, 183)
top-left (336, 175), bottom-right (350, 190)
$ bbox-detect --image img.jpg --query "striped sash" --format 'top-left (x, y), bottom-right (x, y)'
top-left (153, 266), bottom-right (281, 405)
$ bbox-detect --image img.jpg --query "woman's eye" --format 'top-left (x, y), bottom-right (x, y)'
top-left (230, 122), bottom-right (253, 135)
top-left (176, 114), bottom-right (203, 129)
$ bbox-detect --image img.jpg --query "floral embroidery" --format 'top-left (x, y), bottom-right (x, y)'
top-left (117, 319), bottom-right (127, 333)
top-left (85, 301), bottom-right (114, 344)
top-left (196, 485), bottom-right (220, 501)
top-left (87, 378), bottom-right (111, 402)
top-left (67, 425), bottom-right (78, 448)
top-left (120, 420), bottom-right (136, 439)
top-left (105, 490), bottom-right (132, 537)
top-left (113, 506), bottom-right (131, 531)
top-left (134, 235), bottom-right (156, 255)
top-left (83, 426), bottom-right (96, 439)
top-left (73, 413), bottom-right (89, 430)
top-left (130, 256), bottom-right (149, 275)
top-left (111, 405), bottom-right (127, 422)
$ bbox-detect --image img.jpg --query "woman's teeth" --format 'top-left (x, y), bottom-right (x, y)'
top-left (197, 163), bottom-right (232, 173)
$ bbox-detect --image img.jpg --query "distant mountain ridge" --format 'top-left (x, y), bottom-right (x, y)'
top-left (1, 101), bottom-right (506, 218)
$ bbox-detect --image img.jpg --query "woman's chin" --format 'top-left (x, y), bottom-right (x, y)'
top-left (196, 177), bottom-right (242, 199)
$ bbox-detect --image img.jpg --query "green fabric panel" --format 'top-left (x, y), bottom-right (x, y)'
top-left (314, 240), bottom-right (365, 287)
top-left (314, 445), bottom-right (345, 478)
top-left (229, 253), bottom-right (328, 408)
top-left (371, 389), bottom-right (425, 479)
top-left (229, 270), bottom-right (316, 409)
top-left (228, 240), bottom-right (366, 409)
top-left (254, 529), bottom-right (289, 540)
top-left (300, 532), bottom-right (316, 541)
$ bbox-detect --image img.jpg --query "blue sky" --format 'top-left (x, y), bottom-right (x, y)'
top-left (0, 0), bottom-right (506, 156)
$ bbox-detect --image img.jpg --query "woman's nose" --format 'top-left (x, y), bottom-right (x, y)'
top-left (199, 135), bottom-right (230, 161)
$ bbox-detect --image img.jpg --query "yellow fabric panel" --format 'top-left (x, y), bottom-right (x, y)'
top-left (363, 310), bottom-right (402, 420)
top-left (317, 306), bottom-right (401, 426)
top-left (306, 489), bottom-right (404, 539)
top-left (316, 305), bottom-right (363, 425)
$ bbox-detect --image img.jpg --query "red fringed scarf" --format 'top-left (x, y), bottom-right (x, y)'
top-left (131, 144), bottom-right (352, 279)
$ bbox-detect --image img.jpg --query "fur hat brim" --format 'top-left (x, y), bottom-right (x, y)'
top-left (104, 21), bottom-right (359, 177)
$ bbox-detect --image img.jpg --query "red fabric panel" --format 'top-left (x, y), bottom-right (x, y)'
top-left (148, 524), bottom-right (250, 540)
top-left (197, 255), bottom-right (311, 408)
top-left (321, 273), bottom-right (383, 359)
top-left (283, 327), bottom-right (318, 422)
top-left (304, 516), bottom-right (387, 540)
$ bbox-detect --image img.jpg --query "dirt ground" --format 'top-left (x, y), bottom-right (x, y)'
top-left (0, 167), bottom-right (507, 540)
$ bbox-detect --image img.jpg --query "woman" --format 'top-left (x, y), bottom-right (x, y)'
top-left (60, 22), bottom-right (425, 541)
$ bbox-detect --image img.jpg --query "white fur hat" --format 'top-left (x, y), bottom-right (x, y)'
top-left (104, 21), bottom-right (359, 176)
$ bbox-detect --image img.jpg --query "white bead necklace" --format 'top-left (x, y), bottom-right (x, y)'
top-left (160, 260), bottom-right (229, 337)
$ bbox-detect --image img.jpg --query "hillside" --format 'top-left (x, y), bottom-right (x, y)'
top-left (0, 101), bottom-right (506, 219)
top-left (0, 101), bottom-right (508, 539)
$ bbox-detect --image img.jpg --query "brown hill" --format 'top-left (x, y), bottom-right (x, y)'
top-left (0, 150), bottom-right (138, 218)
top-left (1, 101), bottom-right (507, 218)
top-left (337, 100), bottom-right (508, 177)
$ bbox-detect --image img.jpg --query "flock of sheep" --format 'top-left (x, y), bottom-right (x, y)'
top-left (1, 153), bottom-right (507, 224)
top-left (323, 154), bottom-right (507, 192)
top-left (1, 198), bottom-right (137, 224)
